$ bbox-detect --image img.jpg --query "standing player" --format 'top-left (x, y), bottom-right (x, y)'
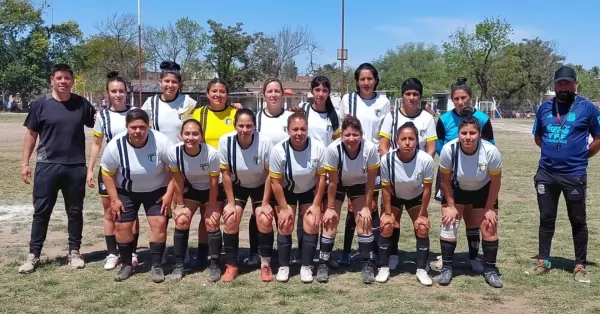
top-left (168, 119), bottom-right (221, 281)
top-left (269, 110), bottom-right (327, 283)
top-left (338, 63), bottom-right (390, 266)
top-left (220, 109), bottom-right (274, 282)
top-left (100, 109), bottom-right (175, 282)
top-left (87, 71), bottom-right (140, 270)
top-left (528, 66), bottom-right (600, 283)
top-left (434, 77), bottom-right (495, 273)
top-left (321, 116), bottom-right (380, 283)
top-left (19, 64), bottom-right (96, 273)
top-left (378, 78), bottom-right (436, 270)
top-left (377, 122), bottom-right (434, 285)
top-left (438, 116), bottom-right (503, 288)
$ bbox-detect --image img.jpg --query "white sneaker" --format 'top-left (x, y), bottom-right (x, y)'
top-left (416, 268), bottom-right (432, 286)
top-left (131, 253), bottom-right (139, 267)
top-left (67, 250), bottom-right (85, 269)
top-left (376, 266), bottom-right (390, 283)
top-left (276, 266), bottom-right (290, 282)
top-left (470, 258), bottom-right (484, 274)
top-left (18, 253), bottom-right (40, 274)
top-left (104, 254), bottom-right (119, 270)
top-left (300, 265), bottom-right (314, 283)
top-left (389, 255), bottom-right (399, 270)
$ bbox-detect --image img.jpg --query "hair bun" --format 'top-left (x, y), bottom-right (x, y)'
top-left (456, 77), bottom-right (468, 84)
top-left (160, 61), bottom-right (181, 71)
top-left (107, 71), bottom-right (119, 79)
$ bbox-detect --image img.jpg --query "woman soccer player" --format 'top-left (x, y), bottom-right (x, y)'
top-left (434, 77), bottom-right (495, 273)
top-left (88, 71), bottom-right (140, 270)
top-left (338, 63), bottom-right (390, 266)
top-left (297, 76), bottom-right (341, 146)
top-left (321, 116), bottom-right (380, 283)
top-left (377, 122), bottom-right (434, 285)
top-left (269, 110), bottom-right (327, 283)
top-left (220, 109), bottom-right (274, 282)
top-left (378, 78), bottom-right (436, 271)
top-left (100, 109), bottom-right (175, 282)
top-left (167, 119), bottom-right (221, 281)
top-left (438, 115), bottom-right (503, 288)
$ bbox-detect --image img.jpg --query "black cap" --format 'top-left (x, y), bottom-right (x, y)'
top-left (554, 66), bottom-right (577, 84)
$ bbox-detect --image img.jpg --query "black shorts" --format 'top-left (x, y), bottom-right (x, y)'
top-left (98, 168), bottom-right (108, 197)
top-left (283, 188), bottom-right (315, 207)
top-left (441, 182), bottom-right (498, 209)
top-left (331, 183), bottom-right (367, 202)
top-left (183, 184), bottom-right (226, 204)
top-left (390, 193), bottom-right (422, 210)
top-left (116, 187), bottom-right (167, 222)
top-left (234, 184), bottom-right (275, 209)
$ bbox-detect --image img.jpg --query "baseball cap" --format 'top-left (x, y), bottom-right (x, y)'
top-left (553, 66), bottom-right (577, 84)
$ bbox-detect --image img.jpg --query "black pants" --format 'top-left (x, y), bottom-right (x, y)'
top-left (534, 168), bottom-right (588, 265)
top-left (29, 162), bottom-right (86, 257)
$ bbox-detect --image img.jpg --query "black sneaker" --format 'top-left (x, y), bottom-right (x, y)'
top-left (171, 264), bottom-right (185, 281)
top-left (114, 265), bottom-right (134, 282)
top-left (208, 263), bottom-right (221, 282)
top-left (315, 263), bottom-right (329, 283)
top-left (362, 262), bottom-right (375, 284)
top-left (438, 267), bottom-right (453, 286)
top-left (243, 253), bottom-right (261, 268)
top-left (151, 265), bottom-right (165, 283)
top-left (484, 270), bottom-right (504, 288)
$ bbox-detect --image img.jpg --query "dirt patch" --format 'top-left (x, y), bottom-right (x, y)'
top-left (488, 296), bottom-right (533, 314)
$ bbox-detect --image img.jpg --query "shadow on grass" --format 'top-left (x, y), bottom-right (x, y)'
top-left (528, 254), bottom-right (598, 273)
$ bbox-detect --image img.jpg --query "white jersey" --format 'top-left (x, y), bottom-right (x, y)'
top-left (299, 102), bottom-right (341, 147)
top-left (92, 107), bottom-right (130, 144)
top-left (324, 138), bottom-right (380, 186)
top-left (439, 139), bottom-right (502, 191)
top-left (379, 109), bottom-right (437, 151)
top-left (256, 108), bottom-right (292, 146)
top-left (167, 142), bottom-right (220, 191)
top-left (339, 92), bottom-right (390, 145)
top-left (381, 150), bottom-right (434, 200)
top-left (219, 131), bottom-right (272, 188)
top-left (101, 130), bottom-right (173, 193)
top-left (141, 93), bottom-right (196, 143)
top-left (269, 138), bottom-right (326, 194)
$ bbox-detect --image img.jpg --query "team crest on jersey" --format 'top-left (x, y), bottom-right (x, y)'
top-left (225, 118), bottom-right (232, 125)
top-left (477, 162), bottom-right (487, 171)
top-left (200, 163), bottom-right (209, 171)
top-left (147, 152), bottom-right (157, 162)
top-left (283, 126), bottom-right (288, 132)
top-left (253, 156), bottom-right (262, 165)
top-left (420, 129), bottom-right (426, 137)
top-left (327, 125), bottom-right (333, 132)
top-left (309, 158), bottom-right (319, 168)
top-left (415, 171), bottom-right (422, 180)
top-left (375, 109), bottom-right (382, 117)
top-left (362, 167), bottom-right (367, 173)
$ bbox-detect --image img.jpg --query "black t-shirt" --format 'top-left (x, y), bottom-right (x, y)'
top-left (24, 93), bottom-right (96, 164)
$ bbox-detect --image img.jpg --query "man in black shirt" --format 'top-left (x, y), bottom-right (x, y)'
top-left (19, 64), bottom-right (96, 273)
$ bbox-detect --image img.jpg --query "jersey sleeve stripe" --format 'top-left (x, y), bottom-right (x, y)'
top-left (423, 178), bottom-right (433, 184)
top-left (93, 130), bottom-right (104, 138)
top-left (169, 167), bottom-right (179, 172)
top-left (333, 129), bottom-right (341, 136)
top-left (367, 163), bottom-right (380, 170)
top-left (378, 132), bottom-right (391, 139)
top-left (426, 136), bottom-right (438, 142)
top-left (101, 168), bottom-right (115, 176)
top-left (488, 169), bottom-right (502, 175)
top-left (324, 165), bottom-right (337, 171)
top-left (316, 169), bottom-right (326, 175)
top-left (209, 171), bottom-right (220, 177)
top-left (220, 163), bottom-right (229, 170)
top-left (269, 171), bottom-right (282, 179)
top-left (439, 167), bottom-right (452, 174)
top-left (381, 181), bottom-right (391, 186)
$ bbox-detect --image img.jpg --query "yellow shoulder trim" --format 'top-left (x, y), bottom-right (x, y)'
top-left (324, 165), bottom-right (337, 171)
top-left (367, 163), bottom-right (380, 170)
top-left (439, 167), bottom-right (452, 174)
top-left (93, 130), bottom-right (104, 138)
top-left (209, 171), bottom-right (220, 177)
top-left (101, 169), bottom-right (116, 176)
top-left (488, 169), bottom-right (502, 175)
top-left (333, 129), bottom-right (341, 136)
top-left (169, 167), bottom-right (179, 173)
top-left (220, 164), bottom-right (229, 170)
top-left (316, 169), bottom-right (326, 176)
top-left (381, 181), bottom-right (391, 186)
top-left (426, 136), bottom-right (438, 142)
top-left (269, 172), bottom-right (282, 179)
top-left (423, 178), bottom-right (433, 184)
top-left (378, 132), bottom-right (391, 139)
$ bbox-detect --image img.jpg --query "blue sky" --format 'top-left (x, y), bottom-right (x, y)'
top-left (45, 0), bottom-right (598, 72)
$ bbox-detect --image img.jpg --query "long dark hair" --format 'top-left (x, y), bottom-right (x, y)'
top-left (310, 76), bottom-right (339, 131)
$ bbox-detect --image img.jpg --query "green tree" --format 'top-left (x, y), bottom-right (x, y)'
top-left (374, 42), bottom-right (450, 97)
top-left (314, 62), bottom-right (354, 94)
top-left (569, 65), bottom-right (600, 101)
top-left (443, 17), bottom-right (512, 99)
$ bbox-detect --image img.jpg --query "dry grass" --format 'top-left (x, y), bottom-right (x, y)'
top-left (0, 114), bottom-right (598, 314)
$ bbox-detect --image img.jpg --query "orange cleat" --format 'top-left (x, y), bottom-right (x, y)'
top-left (260, 265), bottom-right (273, 282)
top-left (222, 264), bottom-right (239, 282)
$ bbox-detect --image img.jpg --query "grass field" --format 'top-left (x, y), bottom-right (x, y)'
top-left (0, 113), bottom-right (598, 314)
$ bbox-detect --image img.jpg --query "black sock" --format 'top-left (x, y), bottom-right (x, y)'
top-left (132, 233), bottom-right (139, 254)
top-left (482, 240), bottom-right (499, 272)
top-left (117, 241), bottom-right (134, 266)
top-left (208, 230), bottom-right (222, 266)
top-left (249, 215), bottom-right (259, 255)
top-left (149, 242), bottom-right (166, 267)
top-left (390, 228), bottom-right (400, 255)
top-left (416, 237), bottom-right (430, 270)
top-left (198, 242), bottom-right (209, 257)
top-left (223, 232), bottom-right (239, 266)
top-left (258, 231), bottom-right (274, 259)
top-left (319, 235), bottom-right (335, 262)
top-left (277, 234), bottom-right (292, 267)
top-left (297, 212), bottom-right (304, 256)
top-left (358, 234), bottom-right (374, 263)
top-left (173, 228), bottom-right (190, 265)
top-left (378, 235), bottom-right (391, 267)
top-left (371, 210), bottom-right (380, 254)
top-left (301, 233), bottom-right (318, 266)
top-left (466, 228), bottom-right (480, 260)
top-left (440, 239), bottom-right (457, 268)
top-left (343, 212), bottom-right (356, 254)
top-left (105, 235), bottom-right (118, 255)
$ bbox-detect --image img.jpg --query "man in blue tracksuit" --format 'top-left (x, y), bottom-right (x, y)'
top-left (434, 77), bottom-right (495, 274)
top-left (528, 66), bottom-right (600, 283)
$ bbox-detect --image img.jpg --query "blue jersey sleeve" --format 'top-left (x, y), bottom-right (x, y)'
top-left (588, 103), bottom-right (600, 137)
top-left (532, 106), bottom-right (544, 137)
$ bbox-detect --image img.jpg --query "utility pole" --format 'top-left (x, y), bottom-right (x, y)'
top-left (337, 0), bottom-right (347, 96)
